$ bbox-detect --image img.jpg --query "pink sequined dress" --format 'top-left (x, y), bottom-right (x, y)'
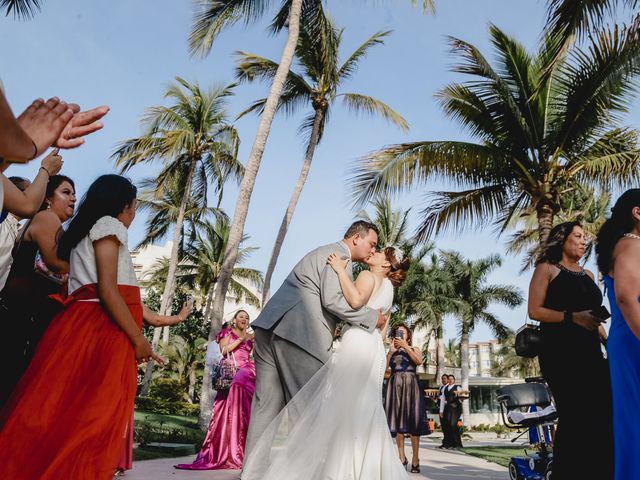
top-left (175, 328), bottom-right (255, 470)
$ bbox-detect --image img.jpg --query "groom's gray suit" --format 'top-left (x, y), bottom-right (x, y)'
top-left (244, 240), bottom-right (378, 464)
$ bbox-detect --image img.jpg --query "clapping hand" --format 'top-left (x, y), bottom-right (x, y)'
top-left (56, 105), bottom-right (109, 149)
top-left (17, 98), bottom-right (79, 158)
top-left (327, 253), bottom-right (348, 273)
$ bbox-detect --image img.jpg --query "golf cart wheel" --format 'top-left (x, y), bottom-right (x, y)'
top-left (508, 460), bottom-right (522, 480)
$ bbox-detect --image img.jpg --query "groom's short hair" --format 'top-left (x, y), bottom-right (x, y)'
top-left (344, 220), bottom-right (379, 239)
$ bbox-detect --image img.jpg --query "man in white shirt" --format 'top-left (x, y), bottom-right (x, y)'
top-left (437, 374), bottom-right (449, 449)
top-left (0, 176), bottom-right (30, 290)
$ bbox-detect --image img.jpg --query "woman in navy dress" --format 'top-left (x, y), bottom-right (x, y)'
top-left (596, 189), bottom-right (640, 480)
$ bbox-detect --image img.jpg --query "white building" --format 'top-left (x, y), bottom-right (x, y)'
top-left (413, 328), bottom-right (522, 426)
top-left (130, 241), bottom-right (262, 323)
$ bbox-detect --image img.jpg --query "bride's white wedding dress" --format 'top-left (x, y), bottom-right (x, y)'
top-left (242, 278), bottom-right (409, 480)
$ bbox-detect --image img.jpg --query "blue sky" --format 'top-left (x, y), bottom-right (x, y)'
top-left (1, 1), bottom-right (636, 342)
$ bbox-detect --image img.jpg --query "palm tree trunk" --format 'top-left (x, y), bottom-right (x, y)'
top-left (199, 0), bottom-right (303, 426)
top-left (262, 108), bottom-right (325, 305)
top-left (203, 287), bottom-right (214, 324)
top-left (460, 331), bottom-right (470, 420)
top-left (188, 368), bottom-right (197, 404)
top-left (140, 157), bottom-right (197, 395)
top-left (436, 324), bottom-right (445, 381)
top-left (536, 199), bottom-right (555, 247)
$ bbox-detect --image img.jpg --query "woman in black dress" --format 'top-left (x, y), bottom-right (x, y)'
top-left (385, 323), bottom-right (428, 473)
top-left (528, 221), bottom-right (613, 480)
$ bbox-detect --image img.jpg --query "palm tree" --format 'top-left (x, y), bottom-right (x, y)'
top-left (112, 78), bottom-right (242, 394)
top-left (491, 331), bottom-right (541, 379)
top-left (441, 251), bottom-right (523, 418)
top-left (183, 218), bottom-right (263, 427)
top-left (192, 1), bottom-right (432, 367)
top-left (357, 197), bottom-right (413, 251)
top-left (397, 248), bottom-right (459, 381)
top-left (235, 23), bottom-right (408, 304)
top-left (444, 338), bottom-right (461, 368)
top-left (159, 335), bottom-right (207, 403)
top-left (351, 25), bottom-right (640, 248)
top-left (506, 185), bottom-right (611, 270)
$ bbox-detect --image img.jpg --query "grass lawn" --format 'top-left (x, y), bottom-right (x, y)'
top-left (461, 446), bottom-right (529, 468)
top-left (133, 410), bottom-right (204, 461)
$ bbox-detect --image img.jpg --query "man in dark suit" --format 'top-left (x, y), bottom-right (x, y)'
top-left (442, 374), bottom-right (463, 449)
top-left (437, 374), bottom-right (450, 449)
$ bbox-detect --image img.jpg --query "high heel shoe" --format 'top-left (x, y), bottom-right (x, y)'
top-left (410, 464), bottom-right (420, 473)
top-left (401, 458), bottom-right (408, 469)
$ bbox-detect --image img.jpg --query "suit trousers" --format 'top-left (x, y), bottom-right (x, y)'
top-left (443, 405), bottom-right (463, 448)
top-left (243, 326), bottom-right (324, 473)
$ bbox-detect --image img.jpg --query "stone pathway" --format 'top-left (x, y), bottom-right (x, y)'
top-left (124, 437), bottom-right (508, 480)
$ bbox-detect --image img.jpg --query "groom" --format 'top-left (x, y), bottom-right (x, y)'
top-left (244, 220), bottom-right (386, 466)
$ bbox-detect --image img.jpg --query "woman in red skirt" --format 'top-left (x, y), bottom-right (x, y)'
top-left (0, 174), bottom-right (163, 480)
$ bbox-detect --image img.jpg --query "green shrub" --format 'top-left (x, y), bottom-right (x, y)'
top-left (135, 396), bottom-right (199, 417)
top-left (134, 420), bottom-right (205, 446)
top-left (149, 378), bottom-right (184, 402)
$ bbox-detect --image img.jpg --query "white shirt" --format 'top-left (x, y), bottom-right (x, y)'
top-left (68, 216), bottom-right (137, 296)
top-left (0, 215), bottom-right (20, 290)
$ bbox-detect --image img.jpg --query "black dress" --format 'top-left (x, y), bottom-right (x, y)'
top-left (385, 349), bottom-right (429, 436)
top-left (0, 232), bottom-right (63, 407)
top-left (538, 265), bottom-right (613, 480)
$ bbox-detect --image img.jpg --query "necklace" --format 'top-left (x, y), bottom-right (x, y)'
top-left (555, 262), bottom-right (586, 276)
top-left (623, 233), bottom-right (640, 240)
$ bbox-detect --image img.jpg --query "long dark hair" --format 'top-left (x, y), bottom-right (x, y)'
top-left (535, 221), bottom-right (582, 265)
top-left (40, 175), bottom-right (75, 211)
top-left (58, 175), bottom-right (137, 261)
top-left (596, 189), bottom-right (640, 274)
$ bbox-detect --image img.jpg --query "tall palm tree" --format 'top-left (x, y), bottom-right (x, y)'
top-left (112, 78), bottom-right (242, 394)
top-left (397, 248), bottom-right (459, 381)
top-left (351, 25), bottom-right (640, 248)
top-left (236, 22), bottom-right (408, 305)
top-left (357, 197), bottom-right (413, 251)
top-left (506, 185), bottom-right (611, 270)
top-left (444, 338), bottom-right (461, 368)
top-left (192, 1), bottom-right (432, 368)
top-left (441, 251), bottom-right (523, 418)
top-left (183, 218), bottom-right (263, 427)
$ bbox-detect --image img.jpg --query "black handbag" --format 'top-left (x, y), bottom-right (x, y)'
top-left (515, 321), bottom-right (542, 358)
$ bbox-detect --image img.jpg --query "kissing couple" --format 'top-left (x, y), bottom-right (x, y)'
top-left (242, 220), bottom-right (411, 480)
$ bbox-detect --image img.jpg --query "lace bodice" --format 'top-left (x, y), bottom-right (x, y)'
top-left (68, 216), bottom-right (138, 294)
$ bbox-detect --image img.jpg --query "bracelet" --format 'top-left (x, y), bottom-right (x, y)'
top-left (39, 166), bottom-right (51, 177)
top-left (563, 311), bottom-right (573, 325)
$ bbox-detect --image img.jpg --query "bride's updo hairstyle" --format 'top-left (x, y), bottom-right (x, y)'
top-left (596, 189), bottom-right (640, 275)
top-left (383, 247), bottom-right (410, 287)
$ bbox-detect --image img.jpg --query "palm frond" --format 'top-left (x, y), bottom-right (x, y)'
top-left (1, 0), bottom-right (40, 18)
top-left (339, 93), bottom-right (408, 132)
top-left (337, 30), bottom-right (392, 81)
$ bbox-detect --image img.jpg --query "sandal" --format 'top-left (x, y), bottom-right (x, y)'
top-left (410, 464), bottom-right (420, 473)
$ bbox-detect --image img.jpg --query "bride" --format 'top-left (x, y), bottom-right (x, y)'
top-left (241, 246), bottom-right (411, 480)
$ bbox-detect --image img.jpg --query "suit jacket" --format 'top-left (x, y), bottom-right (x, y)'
top-left (444, 384), bottom-right (463, 411)
top-left (252, 241), bottom-right (378, 363)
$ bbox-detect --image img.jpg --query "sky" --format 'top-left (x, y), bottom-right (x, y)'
top-left (1, 1), bottom-right (637, 342)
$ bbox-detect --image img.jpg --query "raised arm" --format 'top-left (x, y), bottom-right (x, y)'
top-left (327, 253), bottom-right (375, 309)
top-left (143, 302), bottom-right (192, 327)
top-left (320, 260), bottom-right (379, 332)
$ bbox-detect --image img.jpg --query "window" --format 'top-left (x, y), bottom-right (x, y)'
top-left (469, 386), bottom-right (500, 413)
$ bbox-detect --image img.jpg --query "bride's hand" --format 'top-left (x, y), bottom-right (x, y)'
top-left (327, 253), bottom-right (348, 273)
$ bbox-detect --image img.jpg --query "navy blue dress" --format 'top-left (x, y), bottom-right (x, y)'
top-left (385, 349), bottom-right (429, 436)
top-left (604, 275), bottom-right (640, 480)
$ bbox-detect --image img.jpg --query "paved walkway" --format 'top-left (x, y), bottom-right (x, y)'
top-left (124, 437), bottom-right (509, 480)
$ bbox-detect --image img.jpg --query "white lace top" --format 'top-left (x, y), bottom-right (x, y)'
top-left (68, 216), bottom-right (138, 295)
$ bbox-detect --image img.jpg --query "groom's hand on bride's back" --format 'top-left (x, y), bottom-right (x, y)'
top-left (376, 310), bottom-right (386, 329)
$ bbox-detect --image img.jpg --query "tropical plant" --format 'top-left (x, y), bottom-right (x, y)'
top-left (112, 78), bottom-right (242, 395)
top-left (351, 25), bottom-right (640, 249)
top-left (158, 335), bottom-right (207, 403)
top-left (491, 331), bottom-right (541, 379)
top-left (506, 185), bottom-right (611, 270)
top-left (444, 338), bottom-right (461, 368)
top-left (235, 22), bottom-right (408, 304)
top-left (441, 251), bottom-right (523, 418)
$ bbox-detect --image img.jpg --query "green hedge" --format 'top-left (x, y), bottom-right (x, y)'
top-left (135, 396), bottom-right (200, 417)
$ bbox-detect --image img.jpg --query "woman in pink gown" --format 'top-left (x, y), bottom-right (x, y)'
top-left (175, 310), bottom-right (256, 470)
